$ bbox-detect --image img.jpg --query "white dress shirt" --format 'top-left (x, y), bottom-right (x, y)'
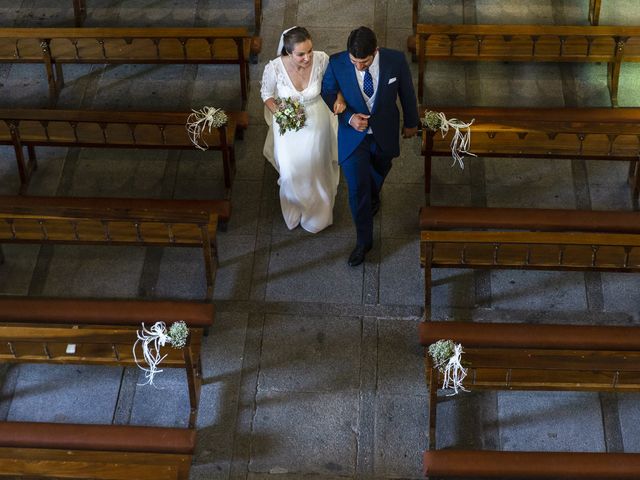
top-left (351, 50), bottom-right (380, 134)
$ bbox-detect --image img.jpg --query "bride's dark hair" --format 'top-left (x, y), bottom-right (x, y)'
top-left (281, 27), bottom-right (311, 55)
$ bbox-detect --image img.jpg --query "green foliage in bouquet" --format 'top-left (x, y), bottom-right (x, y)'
top-left (169, 321), bottom-right (190, 349)
top-left (428, 339), bottom-right (456, 372)
top-left (422, 110), bottom-right (444, 132)
top-left (274, 97), bottom-right (306, 135)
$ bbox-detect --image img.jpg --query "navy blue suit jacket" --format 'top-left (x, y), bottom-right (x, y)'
top-left (321, 48), bottom-right (419, 163)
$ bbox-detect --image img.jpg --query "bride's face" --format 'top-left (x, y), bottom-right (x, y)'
top-left (289, 39), bottom-right (313, 68)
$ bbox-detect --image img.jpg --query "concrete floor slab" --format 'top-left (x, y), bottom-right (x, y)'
top-left (379, 237), bottom-right (423, 307)
top-left (42, 245), bottom-right (145, 298)
top-left (376, 319), bottom-right (424, 395)
top-left (374, 393), bottom-right (427, 478)
top-left (490, 270), bottom-right (588, 311)
top-left (265, 235), bottom-right (363, 304)
top-left (7, 364), bottom-right (121, 424)
top-left (258, 313), bottom-right (361, 392)
top-left (497, 391), bottom-right (605, 452)
top-left (250, 390), bottom-right (358, 476)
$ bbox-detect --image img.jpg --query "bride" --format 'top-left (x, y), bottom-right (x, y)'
top-left (261, 26), bottom-right (344, 233)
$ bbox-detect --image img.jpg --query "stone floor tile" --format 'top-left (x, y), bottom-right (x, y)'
top-left (379, 238), bottom-right (423, 307)
top-left (589, 185), bottom-right (634, 211)
top-left (497, 391), bottom-right (605, 452)
top-left (436, 391), bottom-right (499, 450)
top-left (67, 148), bottom-right (167, 197)
top-left (7, 364), bottom-right (121, 424)
top-left (0, 64), bottom-right (50, 108)
top-left (376, 319), bottom-right (424, 395)
top-left (0, 245), bottom-right (40, 295)
top-left (21, 147), bottom-right (67, 196)
top-left (386, 138), bottom-right (423, 185)
top-left (618, 393), bottom-right (640, 452)
top-left (490, 270), bottom-right (587, 311)
top-left (381, 183), bottom-right (424, 238)
top-left (601, 273), bottom-right (640, 320)
top-left (258, 314), bottom-right (361, 392)
top-left (571, 63), bottom-right (613, 107)
top-left (430, 155), bottom-right (472, 187)
top-left (297, 0), bottom-right (374, 29)
top-left (250, 390), bottom-right (358, 476)
top-left (265, 235), bottom-right (363, 304)
top-left (42, 245), bottom-right (146, 298)
top-left (429, 183), bottom-right (473, 207)
top-left (130, 368), bottom-right (191, 427)
top-left (236, 125), bottom-right (267, 181)
top-left (421, 62), bottom-right (468, 108)
top-left (306, 27), bottom-right (355, 56)
top-left (374, 394), bottom-right (427, 479)
top-left (475, 0), bottom-right (556, 24)
top-left (416, 0), bottom-right (463, 23)
top-left (430, 268), bottom-right (476, 311)
top-left (114, 0), bottom-right (197, 26)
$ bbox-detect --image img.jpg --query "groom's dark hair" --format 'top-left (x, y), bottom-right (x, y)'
top-left (347, 26), bottom-right (377, 58)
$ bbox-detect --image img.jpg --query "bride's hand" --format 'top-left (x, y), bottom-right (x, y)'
top-left (333, 92), bottom-right (346, 115)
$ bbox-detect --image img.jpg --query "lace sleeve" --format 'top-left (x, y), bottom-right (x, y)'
top-left (317, 51), bottom-right (330, 75)
top-left (260, 60), bottom-right (277, 102)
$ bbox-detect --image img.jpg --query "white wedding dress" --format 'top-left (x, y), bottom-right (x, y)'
top-left (261, 51), bottom-right (339, 233)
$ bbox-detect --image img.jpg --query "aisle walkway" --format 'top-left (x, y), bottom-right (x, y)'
top-left (0, 1), bottom-right (639, 478)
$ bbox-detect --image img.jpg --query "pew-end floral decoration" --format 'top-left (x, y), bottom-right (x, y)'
top-left (274, 97), bottom-right (306, 135)
top-left (422, 110), bottom-right (476, 169)
top-left (186, 106), bottom-right (228, 151)
top-left (428, 339), bottom-right (468, 396)
top-left (133, 321), bottom-right (190, 387)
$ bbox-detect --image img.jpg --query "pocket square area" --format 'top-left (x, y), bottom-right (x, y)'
top-left (388, 77), bottom-right (397, 84)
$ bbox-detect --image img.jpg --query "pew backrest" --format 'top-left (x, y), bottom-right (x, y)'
top-left (0, 297), bottom-right (214, 428)
top-left (412, 24), bottom-right (640, 104)
top-left (0, 28), bottom-right (261, 105)
top-left (0, 421), bottom-right (196, 480)
top-left (0, 108), bottom-right (248, 192)
top-left (419, 107), bottom-right (640, 198)
top-left (0, 196), bottom-right (230, 300)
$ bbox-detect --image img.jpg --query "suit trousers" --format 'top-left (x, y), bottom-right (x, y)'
top-left (342, 135), bottom-right (393, 247)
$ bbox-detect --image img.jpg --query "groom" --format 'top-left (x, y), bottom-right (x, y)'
top-left (322, 26), bottom-right (419, 266)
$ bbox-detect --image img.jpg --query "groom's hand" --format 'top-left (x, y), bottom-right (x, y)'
top-left (402, 126), bottom-right (418, 139)
top-left (349, 113), bottom-right (370, 132)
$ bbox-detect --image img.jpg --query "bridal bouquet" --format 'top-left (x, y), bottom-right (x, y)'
top-left (274, 97), bottom-right (306, 135)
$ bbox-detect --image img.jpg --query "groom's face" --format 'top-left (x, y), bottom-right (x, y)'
top-left (349, 49), bottom-right (377, 71)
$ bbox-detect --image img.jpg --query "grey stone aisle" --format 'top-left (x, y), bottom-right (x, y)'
top-left (0, 0), bottom-right (639, 479)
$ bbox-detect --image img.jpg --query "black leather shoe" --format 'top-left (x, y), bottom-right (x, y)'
top-left (348, 244), bottom-right (372, 267)
top-left (372, 199), bottom-right (380, 217)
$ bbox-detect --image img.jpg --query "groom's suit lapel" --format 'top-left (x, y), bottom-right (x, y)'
top-left (340, 52), bottom-right (369, 113)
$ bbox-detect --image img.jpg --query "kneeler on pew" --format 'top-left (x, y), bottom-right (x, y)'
top-left (418, 205), bottom-right (640, 478)
top-left (0, 297), bottom-right (214, 480)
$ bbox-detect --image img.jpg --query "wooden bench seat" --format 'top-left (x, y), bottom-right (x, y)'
top-left (409, 24), bottom-right (640, 105)
top-left (419, 106), bottom-right (640, 199)
top-left (420, 205), bottom-right (640, 234)
top-left (419, 206), bottom-right (640, 312)
top-left (0, 421), bottom-right (195, 479)
top-left (0, 109), bottom-right (248, 194)
top-left (423, 450), bottom-right (640, 479)
top-left (419, 321), bottom-right (640, 478)
top-left (0, 297), bottom-right (214, 428)
top-left (0, 28), bottom-right (262, 106)
top-left (0, 195), bottom-right (230, 300)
